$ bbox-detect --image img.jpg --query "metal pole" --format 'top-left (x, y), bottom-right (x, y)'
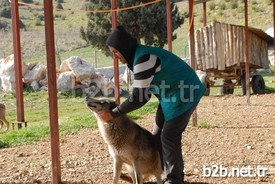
top-left (189, 0), bottom-right (196, 69)
top-left (166, 0), bottom-right (172, 52)
top-left (44, 0), bottom-right (61, 183)
top-left (111, 0), bottom-right (120, 104)
top-left (244, 0), bottom-right (251, 105)
top-left (188, 0), bottom-right (197, 126)
top-left (273, 1), bottom-right (275, 87)
top-left (10, 0), bottom-right (24, 129)
top-left (203, 1), bottom-right (207, 26)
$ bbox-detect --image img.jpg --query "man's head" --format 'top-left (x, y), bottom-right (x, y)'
top-left (106, 26), bottom-right (137, 66)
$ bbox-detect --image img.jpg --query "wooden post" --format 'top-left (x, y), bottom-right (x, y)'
top-left (111, 0), bottom-right (120, 104)
top-left (203, 1), bottom-right (207, 26)
top-left (10, 0), bottom-right (25, 129)
top-left (244, 0), bottom-right (251, 105)
top-left (166, 0), bottom-right (172, 52)
top-left (44, 0), bottom-right (61, 183)
top-left (273, 0), bottom-right (275, 88)
top-left (189, 0), bottom-right (197, 126)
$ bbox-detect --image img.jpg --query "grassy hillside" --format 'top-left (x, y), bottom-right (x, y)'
top-left (0, 0), bottom-right (274, 66)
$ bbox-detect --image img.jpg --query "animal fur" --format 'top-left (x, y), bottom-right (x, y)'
top-left (85, 97), bottom-right (162, 184)
top-left (0, 103), bottom-right (9, 131)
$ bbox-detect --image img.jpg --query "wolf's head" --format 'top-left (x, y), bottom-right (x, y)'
top-left (85, 96), bottom-right (117, 113)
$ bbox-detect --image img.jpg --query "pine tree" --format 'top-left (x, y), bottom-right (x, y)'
top-left (80, 0), bottom-right (184, 55)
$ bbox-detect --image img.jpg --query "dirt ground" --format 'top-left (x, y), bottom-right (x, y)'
top-left (0, 94), bottom-right (275, 184)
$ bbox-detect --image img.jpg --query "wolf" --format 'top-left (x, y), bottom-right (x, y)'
top-left (85, 97), bottom-right (162, 184)
top-left (0, 103), bottom-right (9, 131)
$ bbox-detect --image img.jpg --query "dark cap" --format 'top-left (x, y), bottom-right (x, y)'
top-left (106, 26), bottom-right (137, 65)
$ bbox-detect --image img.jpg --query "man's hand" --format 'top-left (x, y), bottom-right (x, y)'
top-left (97, 109), bottom-right (114, 122)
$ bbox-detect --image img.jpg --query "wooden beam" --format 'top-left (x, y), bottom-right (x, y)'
top-left (244, 0), bottom-right (250, 105)
top-left (188, 0), bottom-right (197, 126)
top-left (43, 0), bottom-right (61, 183)
top-left (10, 0), bottom-right (25, 129)
top-left (111, 0), bottom-right (120, 104)
top-left (203, 1), bottom-right (207, 26)
top-left (273, 1), bottom-right (275, 74)
top-left (166, 0), bottom-right (172, 52)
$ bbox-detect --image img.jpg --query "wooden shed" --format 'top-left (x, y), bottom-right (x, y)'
top-left (195, 22), bottom-right (273, 72)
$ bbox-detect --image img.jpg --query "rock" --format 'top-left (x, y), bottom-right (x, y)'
top-left (101, 77), bottom-right (115, 97)
top-left (60, 56), bottom-right (95, 83)
top-left (84, 84), bottom-right (102, 97)
top-left (39, 76), bottom-right (48, 87)
top-left (0, 54), bottom-right (28, 91)
top-left (30, 81), bottom-right (40, 91)
top-left (57, 71), bottom-right (75, 92)
top-left (0, 75), bottom-right (15, 91)
top-left (24, 63), bottom-right (47, 83)
top-left (0, 76), bottom-right (2, 90)
top-left (40, 85), bottom-right (48, 91)
top-left (267, 144), bottom-right (273, 148)
top-left (95, 65), bottom-right (126, 79)
top-left (91, 73), bottom-right (115, 97)
top-left (244, 144), bottom-right (252, 150)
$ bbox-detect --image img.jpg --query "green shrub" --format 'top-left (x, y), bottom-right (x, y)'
top-left (37, 14), bottom-right (44, 21)
top-left (252, 5), bottom-right (262, 13)
top-left (264, 0), bottom-right (272, 5)
top-left (209, 2), bottom-right (216, 11)
top-left (218, 11), bottom-right (224, 16)
top-left (237, 6), bottom-right (244, 14)
top-left (35, 18), bottom-right (42, 26)
top-left (19, 19), bottom-right (26, 30)
top-left (211, 16), bottom-right (217, 23)
top-left (197, 120), bottom-right (211, 129)
top-left (0, 19), bottom-right (8, 30)
top-left (0, 7), bottom-right (11, 18)
top-left (230, 2), bottom-right (238, 9)
top-left (219, 3), bottom-right (226, 10)
top-left (251, 0), bottom-right (258, 5)
top-left (183, 11), bottom-right (189, 19)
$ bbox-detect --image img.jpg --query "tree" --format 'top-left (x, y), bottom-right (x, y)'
top-left (80, 0), bottom-right (184, 55)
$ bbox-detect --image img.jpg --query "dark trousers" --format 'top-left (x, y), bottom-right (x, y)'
top-left (152, 104), bottom-right (197, 184)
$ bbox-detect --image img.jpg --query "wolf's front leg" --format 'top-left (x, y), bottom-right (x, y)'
top-left (112, 157), bottom-right (123, 184)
